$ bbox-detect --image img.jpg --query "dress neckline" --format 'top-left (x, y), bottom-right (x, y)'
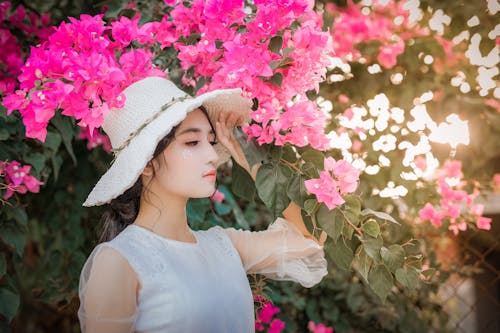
top-left (128, 224), bottom-right (199, 246)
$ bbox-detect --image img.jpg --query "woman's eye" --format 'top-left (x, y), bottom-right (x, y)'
top-left (210, 140), bottom-right (218, 146)
top-left (186, 141), bottom-right (199, 146)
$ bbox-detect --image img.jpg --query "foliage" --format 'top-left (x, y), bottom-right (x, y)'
top-left (0, 0), bottom-right (498, 332)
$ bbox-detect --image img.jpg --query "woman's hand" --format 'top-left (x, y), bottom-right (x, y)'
top-left (216, 112), bottom-right (259, 180)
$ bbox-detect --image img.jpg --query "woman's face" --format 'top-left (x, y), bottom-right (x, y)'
top-left (144, 108), bottom-right (219, 200)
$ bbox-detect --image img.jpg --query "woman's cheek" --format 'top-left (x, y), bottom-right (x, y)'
top-left (181, 148), bottom-right (194, 159)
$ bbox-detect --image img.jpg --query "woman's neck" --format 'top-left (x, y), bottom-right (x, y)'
top-left (133, 193), bottom-right (194, 242)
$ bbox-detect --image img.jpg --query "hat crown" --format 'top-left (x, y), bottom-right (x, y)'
top-left (103, 76), bottom-right (188, 150)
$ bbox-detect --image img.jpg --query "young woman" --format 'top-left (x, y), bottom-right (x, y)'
top-left (78, 76), bottom-right (327, 333)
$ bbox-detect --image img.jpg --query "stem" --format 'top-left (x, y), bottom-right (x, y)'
top-left (400, 239), bottom-right (416, 247)
top-left (279, 158), bottom-right (302, 174)
top-left (339, 209), bottom-right (363, 235)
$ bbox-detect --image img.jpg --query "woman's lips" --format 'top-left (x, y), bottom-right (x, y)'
top-left (203, 170), bottom-right (216, 180)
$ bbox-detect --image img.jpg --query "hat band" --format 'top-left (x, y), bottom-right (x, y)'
top-left (111, 94), bottom-right (192, 159)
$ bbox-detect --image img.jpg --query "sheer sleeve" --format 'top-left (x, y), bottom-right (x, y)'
top-left (223, 217), bottom-right (328, 288)
top-left (78, 244), bottom-right (139, 333)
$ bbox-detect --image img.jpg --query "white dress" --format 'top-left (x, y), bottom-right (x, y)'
top-left (78, 218), bottom-right (328, 333)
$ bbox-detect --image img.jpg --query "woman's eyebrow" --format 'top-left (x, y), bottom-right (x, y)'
top-left (176, 127), bottom-right (215, 136)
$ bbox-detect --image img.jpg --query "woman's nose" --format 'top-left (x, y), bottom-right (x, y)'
top-left (207, 141), bottom-right (219, 165)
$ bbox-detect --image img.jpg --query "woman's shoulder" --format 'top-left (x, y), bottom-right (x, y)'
top-left (83, 226), bottom-right (154, 277)
top-left (89, 244), bottom-right (136, 277)
top-left (195, 226), bottom-right (241, 258)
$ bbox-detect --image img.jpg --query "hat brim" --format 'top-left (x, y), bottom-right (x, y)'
top-left (83, 89), bottom-right (251, 207)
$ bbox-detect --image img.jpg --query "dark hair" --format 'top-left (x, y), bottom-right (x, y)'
top-left (98, 106), bottom-right (216, 242)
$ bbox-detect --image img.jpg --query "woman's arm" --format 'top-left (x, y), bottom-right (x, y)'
top-left (79, 246), bottom-right (139, 333)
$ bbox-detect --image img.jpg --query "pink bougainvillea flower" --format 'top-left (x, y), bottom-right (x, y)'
top-left (210, 189), bottom-right (225, 203)
top-left (257, 302), bottom-right (280, 324)
top-left (305, 157), bottom-right (359, 210)
top-left (439, 160), bottom-right (463, 179)
top-left (1, 160), bottom-right (44, 199)
top-left (268, 319), bottom-right (286, 333)
top-left (332, 159), bottom-right (360, 194)
top-left (413, 155), bottom-right (427, 172)
top-left (308, 321), bottom-right (334, 333)
top-left (448, 219), bottom-right (467, 236)
top-left (377, 40), bottom-right (405, 68)
top-left (305, 172), bottom-right (345, 210)
top-left (418, 203), bottom-right (442, 227)
top-left (476, 216), bottom-right (492, 230)
top-left (78, 127), bottom-right (112, 153)
top-left (4, 161), bottom-right (30, 186)
top-left (493, 173), bottom-right (500, 192)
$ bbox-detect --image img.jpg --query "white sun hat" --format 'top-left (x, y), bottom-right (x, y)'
top-left (83, 76), bottom-right (252, 207)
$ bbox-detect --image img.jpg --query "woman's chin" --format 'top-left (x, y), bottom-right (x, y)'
top-left (191, 186), bottom-right (217, 199)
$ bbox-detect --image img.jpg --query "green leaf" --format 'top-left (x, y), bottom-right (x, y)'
top-left (44, 131), bottom-right (62, 151)
top-left (362, 219), bottom-right (380, 238)
top-left (270, 60), bottom-right (280, 70)
top-left (0, 287), bottom-right (20, 322)
top-left (269, 145), bottom-right (282, 162)
top-left (283, 47), bottom-right (295, 56)
top-left (0, 254), bottom-right (5, 276)
top-left (354, 246), bottom-right (372, 283)
top-left (51, 154), bottom-right (63, 183)
top-left (301, 161), bottom-right (319, 178)
top-left (255, 163), bottom-right (292, 219)
top-left (363, 236), bottom-right (383, 262)
top-left (23, 152), bottom-right (46, 174)
top-left (234, 128), bottom-right (268, 166)
top-left (395, 266), bottom-right (419, 290)
top-left (301, 150), bottom-right (324, 169)
top-left (187, 198), bottom-right (210, 224)
top-left (281, 145), bottom-right (297, 163)
top-left (269, 72), bottom-right (283, 87)
top-left (286, 173), bottom-right (308, 206)
top-left (0, 128), bottom-right (9, 140)
top-left (303, 199), bottom-right (317, 214)
top-left (0, 226), bottom-right (26, 257)
top-left (214, 202), bottom-right (231, 215)
top-left (231, 161), bottom-right (256, 201)
top-left (4, 205), bottom-right (28, 226)
top-left (268, 36), bottom-right (283, 54)
top-left (316, 205), bottom-right (343, 242)
top-left (51, 113), bottom-right (77, 165)
top-left (361, 208), bottom-right (400, 225)
top-left (368, 265), bottom-right (393, 302)
top-left (421, 268), bottom-right (436, 278)
top-left (343, 196), bottom-right (361, 226)
top-left (380, 245), bottom-right (405, 273)
top-left (99, 0), bottom-right (128, 18)
top-left (327, 238), bottom-right (354, 271)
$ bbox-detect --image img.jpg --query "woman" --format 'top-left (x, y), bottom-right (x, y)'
top-left (78, 76), bottom-right (327, 333)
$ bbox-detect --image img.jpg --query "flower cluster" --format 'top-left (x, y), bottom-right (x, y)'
top-left (305, 157), bottom-right (360, 210)
top-left (0, 160), bottom-right (43, 200)
top-left (78, 127), bottom-right (112, 153)
top-left (5, 1), bottom-right (333, 151)
top-left (254, 298), bottom-right (285, 333)
top-left (418, 160), bottom-right (492, 235)
top-left (308, 321), bottom-right (334, 333)
top-left (0, 2), bottom-right (52, 96)
top-left (162, 0), bottom-right (333, 150)
top-left (3, 14), bottom-right (163, 141)
top-left (325, 0), bottom-right (427, 68)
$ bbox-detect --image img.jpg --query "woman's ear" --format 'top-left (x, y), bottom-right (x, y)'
top-left (142, 161), bottom-right (154, 177)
